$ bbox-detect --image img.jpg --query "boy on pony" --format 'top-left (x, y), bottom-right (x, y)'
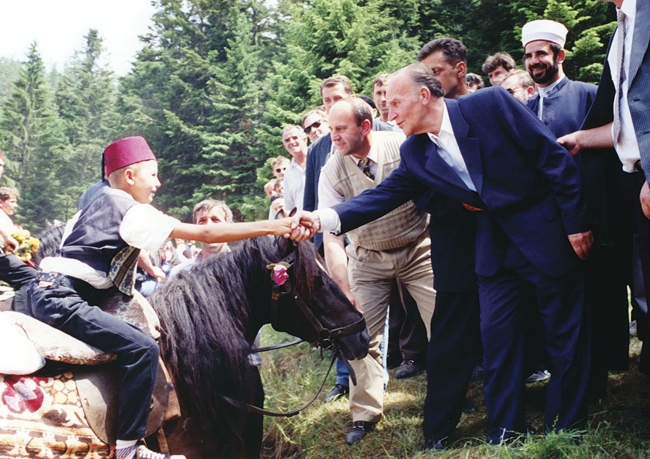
top-left (26, 136), bottom-right (293, 459)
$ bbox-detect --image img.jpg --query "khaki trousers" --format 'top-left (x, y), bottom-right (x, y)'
top-left (346, 231), bottom-right (435, 422)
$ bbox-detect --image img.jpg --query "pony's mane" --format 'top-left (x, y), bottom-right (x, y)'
top-left (150, 236), bottom-right (290, 451)
top-left (33, 224), bottom-right (65, 267)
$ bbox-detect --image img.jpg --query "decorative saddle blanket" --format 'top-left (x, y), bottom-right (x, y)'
top-left (0, 290), bottom-right (180, 457)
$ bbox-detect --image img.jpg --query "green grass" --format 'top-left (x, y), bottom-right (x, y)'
top-left (257, 325), bottom-right (650, 458)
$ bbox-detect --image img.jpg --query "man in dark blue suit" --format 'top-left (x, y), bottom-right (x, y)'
top-left (291, 63), bottom-right (593, 445)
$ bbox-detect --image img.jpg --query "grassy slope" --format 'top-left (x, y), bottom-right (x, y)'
top-left (258, 326), bottom-right (650, 458)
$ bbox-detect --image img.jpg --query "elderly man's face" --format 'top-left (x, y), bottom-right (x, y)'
top-left (387, 74), bottom-right (428, 136)
top-left (282, 128), bottom-right (307, 158)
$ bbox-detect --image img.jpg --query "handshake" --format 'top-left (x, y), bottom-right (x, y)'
top-left (285, 210), bottom-right (322, 241)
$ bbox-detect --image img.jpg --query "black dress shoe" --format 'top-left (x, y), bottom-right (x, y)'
top-left (395, 359), bottom-right (425, 379)
top-left (322, 384), bottom-right (349, 403)
top-left (424, 438), bottom-right (446, 451)
top-left (345, 421), bottom-right (375, 445)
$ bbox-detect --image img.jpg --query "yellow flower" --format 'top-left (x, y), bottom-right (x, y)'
top-left (11, 231), bottom-right (39, 264)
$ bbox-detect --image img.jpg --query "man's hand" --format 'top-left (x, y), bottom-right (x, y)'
top-left (568, 230), bottom-right (593, 260)
top-left (641, 181), bottom-right (650, 220)
top-left (2, 235), bottom-right (17, 253)
top-left (288, 210), bottom-right (321, 241)
top-left (342, 290), bottom-right (361, 313)
top-left (461, 202), bottom-right (482, 212)
top-left (557, 132), bottom-right (581, 157)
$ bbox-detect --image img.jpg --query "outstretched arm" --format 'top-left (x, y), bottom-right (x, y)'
top-left (171, 218), bottom-right (292, 244)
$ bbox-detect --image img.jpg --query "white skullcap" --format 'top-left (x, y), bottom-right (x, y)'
top-left (521, 19), bottom-right (568, 48)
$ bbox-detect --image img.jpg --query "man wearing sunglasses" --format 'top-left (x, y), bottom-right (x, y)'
top-left (302, 109), bottom-right (329, 144)
top-left (500, 70), bottom-right (536, 103)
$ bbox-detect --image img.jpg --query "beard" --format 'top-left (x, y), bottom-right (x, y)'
top-left (529, 55), bottom-right (560, 85)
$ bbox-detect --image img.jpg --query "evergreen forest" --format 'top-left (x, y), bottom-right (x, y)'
top-left (0, 0), bottom-right (618, 231)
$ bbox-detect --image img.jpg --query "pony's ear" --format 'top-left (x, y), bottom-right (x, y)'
top-left (275, 233), bottom-right (296, 257)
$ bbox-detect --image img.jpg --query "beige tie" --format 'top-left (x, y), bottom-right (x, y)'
top-left (613, 9), bottom-right (626, 142)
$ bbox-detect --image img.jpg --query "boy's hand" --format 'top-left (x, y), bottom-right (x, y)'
top-left (274, 217), bottom-right (294, 237)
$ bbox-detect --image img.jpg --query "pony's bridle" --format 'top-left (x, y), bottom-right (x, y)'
top-left (269, 250), bottom-right (366, 350)
top-left (222, 247), bottom-right (366, 418)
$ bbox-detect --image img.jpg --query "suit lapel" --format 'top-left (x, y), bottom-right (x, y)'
top-left (629, 0), bottom-right (650, 86)
top-left (422, 134), bottom-right (481, 203)
top-left (445, 99), bottom-right (483, 193)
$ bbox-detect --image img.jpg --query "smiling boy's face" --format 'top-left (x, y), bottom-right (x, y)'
top-left (128, 160), bottom-right (160, 204)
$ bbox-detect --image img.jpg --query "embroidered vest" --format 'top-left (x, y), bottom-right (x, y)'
top-left (61, 188), bottom-right (140, 295)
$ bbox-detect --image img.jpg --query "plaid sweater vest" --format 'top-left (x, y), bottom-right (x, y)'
top-left (322, 131), bottom-right (428, 251)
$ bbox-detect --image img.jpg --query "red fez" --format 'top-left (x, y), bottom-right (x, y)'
top-left (104, 136), bottom-right (156, 176)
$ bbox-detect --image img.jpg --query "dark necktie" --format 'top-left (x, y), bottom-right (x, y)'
top-left (613, 9), bottom-right (626, 142)
top-left (359, 157), bottom-right (375, 180)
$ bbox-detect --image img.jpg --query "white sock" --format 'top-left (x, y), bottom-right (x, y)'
top-left (116, 440), bottom-right (138, 459)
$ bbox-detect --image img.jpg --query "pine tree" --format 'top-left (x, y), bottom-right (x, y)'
top-left (55, 29), bottom-right (119, 202)
top-left (0, 43), bottom-right (69, 230)
top-left (117, 0), bottom-right (279, 221)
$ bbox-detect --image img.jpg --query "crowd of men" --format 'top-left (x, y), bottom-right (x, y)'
top-left (1, 0), bottom-right (648, 454)
top-left (277, 0), bottom-right (650, 450)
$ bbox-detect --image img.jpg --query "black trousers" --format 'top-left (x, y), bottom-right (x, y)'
top-left (422, 289), bottom-right (480, 442)
top-left (479, 242), bottom-right (589, 443)
top-left (27, 274), bottom-right (159, 441)
top-left (0, 253), bottom-right (37, 288)
top-left (0, 253), bottom-right (37, 313)
top-left (622, 170), bottom-right (650, 376)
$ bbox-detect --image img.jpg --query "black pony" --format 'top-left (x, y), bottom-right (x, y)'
top-left (149, 236), bottom-right (369, 458)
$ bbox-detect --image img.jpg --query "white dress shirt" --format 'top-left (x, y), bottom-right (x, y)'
top-left (283, 157), bottom-right (306, 211)
top-left (427, 102), bottom-right (476, 192)
top-left (609, 0), bottom-right (640, 172)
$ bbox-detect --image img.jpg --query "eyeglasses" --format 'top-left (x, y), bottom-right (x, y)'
top-left (275, 167), bottom-right (286, 173)
top-left (304, 120), bottom-right (323, 135)
top-left (505, 87), bottom-right (523, 95)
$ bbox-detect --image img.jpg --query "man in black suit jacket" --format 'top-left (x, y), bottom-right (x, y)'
top-left (291, 63), bottom-right (593, 445)
top-left (559, 0), bottom-right (650, 383)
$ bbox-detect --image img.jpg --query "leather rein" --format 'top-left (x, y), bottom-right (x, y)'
top-left (222, 249), bottom-right (366, 417)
